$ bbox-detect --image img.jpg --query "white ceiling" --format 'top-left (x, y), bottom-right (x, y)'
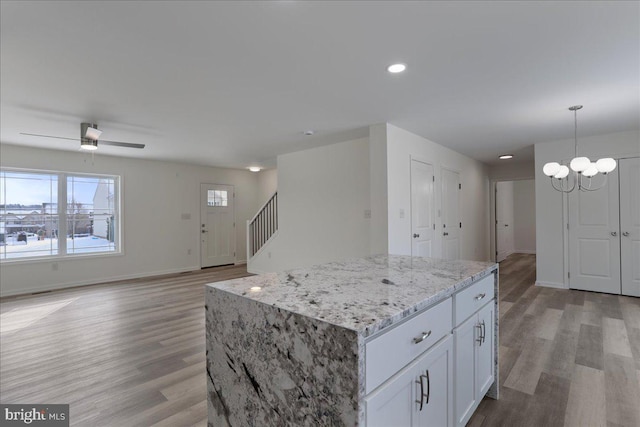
top-left (1, 1), bottom-right (638, 169)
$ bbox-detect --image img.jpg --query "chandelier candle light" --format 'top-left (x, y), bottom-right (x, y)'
top-left (543, 105), bottom-right (616, 193)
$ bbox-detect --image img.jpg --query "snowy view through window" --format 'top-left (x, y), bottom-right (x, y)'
top-left (0, 170), bottom-right (119, 260)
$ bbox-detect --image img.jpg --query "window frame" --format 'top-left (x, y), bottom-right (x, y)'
top-left (0, 167), bottom-right (122, 263)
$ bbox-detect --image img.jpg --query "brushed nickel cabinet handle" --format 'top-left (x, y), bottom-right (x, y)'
top-left (475, 293), bottom-right (486, 301)
top-left (622, 231), bottom-right (630, 237)
top-left (476, 323), bottom-right (483, 346)
top-left (611, 231), bottom-right (617, 236)
top-left (413, 330), bottom-right (432, 344)
top-left (426, 369), bottom-right (430, 404)
top-left (481, 320), bottom-right (486, 343)
top-left (415, 373), bottom-right (428, 411)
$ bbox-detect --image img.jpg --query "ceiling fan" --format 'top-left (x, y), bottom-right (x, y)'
top-left (21, 123), bottom-right (145, 150)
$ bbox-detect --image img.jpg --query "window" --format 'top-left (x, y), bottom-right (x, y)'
top-left (207, 190), bottom-right (228, 207)
top-left (0, 169), bottom-right (120, 261)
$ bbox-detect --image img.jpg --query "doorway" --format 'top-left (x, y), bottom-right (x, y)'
top-left (441, 168), bottom-right (460, 260)
top-left (200, 183), bottom-right (235, 268)
top-left (493, 179), bottom-right (536, 263)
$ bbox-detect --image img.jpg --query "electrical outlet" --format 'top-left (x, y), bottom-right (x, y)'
top-left (399, 209), bottom-right (405, 219)
top-left (181, 213), bottom-right (191, 220)
top-left (268, 252), bottom-right (272, 259)
top-left (364, 209), bottom-right (371, 219)
top-left (52, 263), bottom-right (58, 271)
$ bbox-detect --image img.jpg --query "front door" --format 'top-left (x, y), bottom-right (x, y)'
top-left (411, 159), bottom-right (435, 257)
top-left (569, 170), bottom-right (621, 294)
top-left (442, 168), bottom-right (461, 260)
top-left (200, 184), bottom-right (235, 268)
top-left (620, 158), bottom-right (640, 297)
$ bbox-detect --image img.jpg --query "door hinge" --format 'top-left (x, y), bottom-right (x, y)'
top-left (233, 222), bottom-right (236, 227)
top-left (567, 223), bottom-right (569, 230)
top-left (432, 176), bottom-right (435, 182)
top-left (433, 224), bottom-right (435, 230)
top-left (459, 183), bottom-right (462, 190)
top-left (568, 272), bottom-right (571, 279)
top-left (234, 252), bottom-right (236, 257)
top-left (460, 222), bottom-right (462, 228)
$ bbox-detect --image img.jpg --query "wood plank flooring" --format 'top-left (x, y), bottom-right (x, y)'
top-left (0, 265), bottom-right (252, 427)
top-left (470, 253), bottom-right (640, 427)
top-left (1, 254), bottom-right (639, 426)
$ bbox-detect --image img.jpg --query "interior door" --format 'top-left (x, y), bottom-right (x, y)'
top-left (442, 168), bottom-right (460, 260)
top-left (411, 160), bottom-right (435, 258)
top-left (569, 171), bottom-right (621, 294)
top-left (495, 182), bottom-right (514, 262)
top-left (620, 158), bottom-right (640, 297)
top-left (200, 184), bottom-right (235, 268)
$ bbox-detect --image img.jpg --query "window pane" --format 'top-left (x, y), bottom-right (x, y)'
top-left (207, 189), bottom-right (228, 207)
top-left (0, 171), bottom-right (59, 259)
top-left (67, 176), bottom-right (117, 254)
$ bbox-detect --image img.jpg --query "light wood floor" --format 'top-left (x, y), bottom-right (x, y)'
top-left (1, 255), bottom-right (639, 426)
top-left (469, 253), bottom-right (640, 427)
top-left (0, 265), bottom-right (252, 427)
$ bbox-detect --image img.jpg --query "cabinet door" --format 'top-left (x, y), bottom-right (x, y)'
top-left (417, 336), bottom-right (454, 427)
top-left (476, 302), bottom-right (495, 398)
top-left (454, 315), bottom-right (478, 427)
top-left (366, 336), bottom-right (453, 427)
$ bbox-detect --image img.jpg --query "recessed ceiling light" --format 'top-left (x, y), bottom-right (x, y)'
top-left (303, 130), bottom-right (315, 136)
top-left (248, 166), bottom-right (261, 172)
top-left (387, 63), bottom-right (407, 73)
top-left (499, 154), bottom-right (514, 160)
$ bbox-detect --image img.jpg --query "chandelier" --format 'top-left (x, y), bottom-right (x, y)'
top-left (543, 105), bottom-right (616, 193)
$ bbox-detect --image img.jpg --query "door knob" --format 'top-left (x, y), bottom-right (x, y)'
top-left (443, 232), bottom-right (449, 236)
top-left (611, 231), bottom-right (617, 236)
top-left (201, 230), bottom-right (208, 234)
top-left (622, 231), bottom-right (630, 237)
top-left (413, 233), bottom-right (420, 238)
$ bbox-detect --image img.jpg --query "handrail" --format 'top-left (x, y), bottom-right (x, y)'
top-left (248, 192), bottom-right (278, 258)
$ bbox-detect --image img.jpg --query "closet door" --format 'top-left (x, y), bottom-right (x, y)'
top-left (620, 158), bottom-right (640, 297)
top-left (569, 170), bottom-right (621, 294)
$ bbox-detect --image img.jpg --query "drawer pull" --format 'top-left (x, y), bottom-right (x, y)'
top-left (474, 293), bottom-right (486, 301)
top-left (412, 330), bottom-right (432, 344)
top-left (415, 371), bottom-right (430, 410)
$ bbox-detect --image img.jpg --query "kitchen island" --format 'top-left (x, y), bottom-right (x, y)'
top-left (206, 255), bottom-right (498, 426)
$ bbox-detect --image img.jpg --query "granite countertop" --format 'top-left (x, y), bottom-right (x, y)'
top-left (208, 254), bottom-right (497, 338)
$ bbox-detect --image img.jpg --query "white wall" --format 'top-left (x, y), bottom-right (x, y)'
top-left (249, 137), bottom-right (371, 273)
top-left (513, 180), bottom-right (536, 253)
top-left (257, 168), bottom-right (278, 207)
top-left (385, 124), bottom-right (491, 261)
top-left (0, 143), bottom-right (259, 296)
top-left (535, 130), bottom-right (640, 288)
top-left (489, 160), bottom-right (535, 181)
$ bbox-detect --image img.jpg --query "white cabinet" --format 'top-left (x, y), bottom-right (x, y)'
top-left (454, 300), bottom-right (494, 427)
top-left (366, 335), bottom-right (453, 427)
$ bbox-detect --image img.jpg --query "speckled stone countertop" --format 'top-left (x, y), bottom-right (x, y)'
top-left (209, 254), bottom-right (497, 338)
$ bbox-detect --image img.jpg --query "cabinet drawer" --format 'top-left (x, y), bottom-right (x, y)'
top-left (366, 298), bottom-right (452, 394)
top-left (453, 274), bottom-right (494, 326)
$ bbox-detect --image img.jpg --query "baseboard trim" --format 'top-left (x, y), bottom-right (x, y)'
top-left (514, 250), bottom-right (536, 254)
top-left (0, 266), bottom-right (200, 298)
top-left (535, 280), bottom-right (567, 290)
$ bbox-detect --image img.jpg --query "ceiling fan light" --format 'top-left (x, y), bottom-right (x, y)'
top-left (570, 157), bottom-right (591, 172)
top-left (595, 158), bottom-right (616, 174)
top-left (554, 165), bottom-right (570, 179)
top-left (81, 140), bottom-right (98, 150)
top-left (543, 162), bottom-right (561, 177)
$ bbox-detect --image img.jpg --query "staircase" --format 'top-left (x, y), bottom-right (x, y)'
top-left (247, 192), bottom-right (278, 259)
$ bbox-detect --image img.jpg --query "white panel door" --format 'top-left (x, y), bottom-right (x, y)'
top-left (200, 184), bottom-right (235, 268)
top-left (569, 171), bottom-right (621, 294)
top-left (442, 169), bottom-right (460, 260)
top-left (620, 158), bottom-right (640, 297)
top-left (496, 182), bottom-right (515, 262)
top-left (411, 160), bottom-right (435, 258)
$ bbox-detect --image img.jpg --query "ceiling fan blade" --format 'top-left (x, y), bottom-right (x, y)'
top-left (99, 140), bottom-right (146, 149)
top-left (20, 132), bottom-right (79, 142)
